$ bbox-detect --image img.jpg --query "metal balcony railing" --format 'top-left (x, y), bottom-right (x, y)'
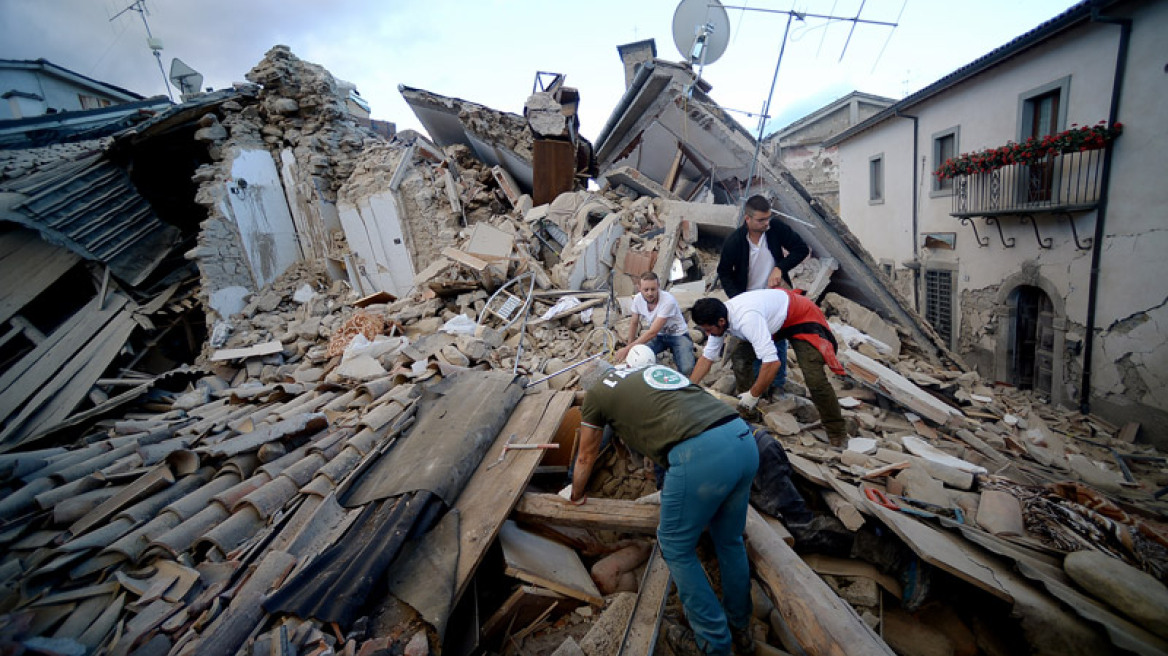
top-left (950, 148), bottom-right (1105, 217)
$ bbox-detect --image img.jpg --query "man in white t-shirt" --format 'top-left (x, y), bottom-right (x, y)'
top-left (614, 272), bottom-right (696, 375)
top-left (690, 289), bottom-right (847, 446)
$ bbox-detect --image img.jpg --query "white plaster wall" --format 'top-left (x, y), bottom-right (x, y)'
top-left (836, 120), bottom-right (915, 266)
top-left (336, 190), bottom-right (415, 297)
top-left (836, 5), bottom-right (1168, 439)
top-left (223, 149), bottom-right (303, 289)
top-left (0, 69), bottom-right (127, 118)
top-left (1088, 0), bottom-right (1168, 421)
top-left (910, 22), bottom-right (1118, 302)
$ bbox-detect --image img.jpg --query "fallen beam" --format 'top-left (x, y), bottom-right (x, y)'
top-left (617, 542), bottom-right (671, 656)
top-left (744, 507), bottom-right (895, 656)
top-left (513, 493), bottom-right (658, 534)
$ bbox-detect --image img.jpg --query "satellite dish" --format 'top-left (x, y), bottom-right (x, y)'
top-left (672, 0), bottom-right (731, 66)
top-left (169, 58), bottom-right (203, 96)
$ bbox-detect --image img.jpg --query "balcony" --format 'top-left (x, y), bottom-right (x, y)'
top-left (949, 148), bottom-right (1104, 218)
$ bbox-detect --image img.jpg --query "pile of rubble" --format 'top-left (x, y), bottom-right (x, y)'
top-left (0, 45), bottom-right (1165, 656)
top-left (2, 183), bottom-right (1166, 655)
top-left (0, 139), bottom-right (112, 181)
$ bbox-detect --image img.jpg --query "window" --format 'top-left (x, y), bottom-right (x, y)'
top-left (931, 127), bottom-right (959, 194)
top-left (1017, 77), bottom-right (1070, 203)
top-left (868, 154), bottom-right (884, 204)
top-left (78, 95), bottom-right (111, 110)
top-left (1018, 77), bottom-right (1070, 141)
top-left (924, 268), bottom-right (955, 348)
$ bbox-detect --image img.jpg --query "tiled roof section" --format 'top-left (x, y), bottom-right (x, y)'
top-left (825, 0), bottom-right (1098, 146)
top-left (0, 371), bottom-right (435, 654)
top-left (0, 153), bottom-right (180, 286)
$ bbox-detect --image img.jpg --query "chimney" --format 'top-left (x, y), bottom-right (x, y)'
top-left (616, 39), bottom-right (658, 90)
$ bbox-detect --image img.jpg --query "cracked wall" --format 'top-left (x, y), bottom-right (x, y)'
top-left (1091, 296), bottom-right (1168, 440)
top-left (189, 46), bottom-right (388, 319)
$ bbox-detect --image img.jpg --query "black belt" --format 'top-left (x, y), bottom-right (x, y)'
top-left (663, 414), bottom-right (741, 465)
top-left (703, 413), bottom-right (739, 432)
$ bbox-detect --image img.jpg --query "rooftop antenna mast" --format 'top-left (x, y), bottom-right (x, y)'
top-left (111, 0), bottom-right (173, 101)
top-left (719, 4), bottom-right (899, 212)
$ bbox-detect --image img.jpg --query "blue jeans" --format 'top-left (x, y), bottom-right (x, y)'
top-left (647, 332), bottom-right (696, 376)
top-left (659, 418), bottom-right (759, 655)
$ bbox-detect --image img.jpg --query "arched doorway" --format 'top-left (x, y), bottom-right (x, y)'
top-left (1008, 285), bottom-right (1054, 395)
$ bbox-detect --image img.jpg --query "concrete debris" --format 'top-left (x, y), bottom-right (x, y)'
top-left (0, 43), bottom-right (1165, 656)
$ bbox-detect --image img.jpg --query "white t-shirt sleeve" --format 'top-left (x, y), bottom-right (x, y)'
top-left (702, 334), bottom-right (725, 361)
top-left (738, 310), bottom-right (779, 362)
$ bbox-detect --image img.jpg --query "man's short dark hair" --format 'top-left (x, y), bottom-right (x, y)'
top-left (691, 298), bottom-right (728, 326)
top-left (745, 195), bottom-right (770, 215)
top-left (639, 271), bottom-right (659, 283)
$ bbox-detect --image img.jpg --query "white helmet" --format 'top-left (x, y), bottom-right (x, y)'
top-left (625, 344), bottom-right (656, 369)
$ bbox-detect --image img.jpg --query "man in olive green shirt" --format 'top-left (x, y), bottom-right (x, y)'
top-left (569, 363), bottom-right (758, 655)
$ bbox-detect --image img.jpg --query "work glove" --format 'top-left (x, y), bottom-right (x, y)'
top-left (738, 391), bottom-right (760, 411)
top-left (558, 484), bottom-right (586, 505)
top-left (635, 490), bottom-right (661, 505)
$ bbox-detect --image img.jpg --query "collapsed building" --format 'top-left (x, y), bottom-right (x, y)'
top-left (0, 40), bottom-right (1165, 656)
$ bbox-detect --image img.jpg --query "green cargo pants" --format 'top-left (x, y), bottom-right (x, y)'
top-left (789, 339), bottom-right (847, 446)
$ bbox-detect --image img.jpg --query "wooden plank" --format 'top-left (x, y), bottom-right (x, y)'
top-left (1117, 422), bottom-right (1140, 444)
top-left (532, 139), bottom-right (576, 206)
top-left (210, 340), bottom-right (283, 362)
top-left (0, 294), bottom-right (126, 402)
top-left (839, 350), bottom-right (963, 426)
top-left (800, 553), bottom-right (902, 599)
top-left (744, 507), bottom-right (895, 656)
top-left (860, 460), bottom-right (911, 480)
top-left (529, 297), bottom-right (606, 326)
top-left (0, 299), bottom-right (137, 446)
top-left (499, 520), bottom-right (604, 606)
top-left (663, 146), bottom-right (685, 193)
top-left (0, 235), bottom-right (80, 326)
top-left (481, 586), bottom-right (571, 644)
top-left (451, 391), bottom-right (575, 606)
top-left (440, 247), bottom-right (494, 287)
top-left (618, 543), bottom-right (671, 656)
top-left (513, 493), bottom-right (658, 534)
top-left (0, 227), bottom-right (41, 261)
top-left (411, 257), bottom-right (452, 287)
top-left (441, 246), bottom-right (490, 272)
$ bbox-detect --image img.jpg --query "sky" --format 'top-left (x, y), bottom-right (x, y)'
top-left (0, 0), bottom-right (1081, 143)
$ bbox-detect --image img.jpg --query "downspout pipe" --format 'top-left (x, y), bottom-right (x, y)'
top-left (1080, 8), bottom-right (1131, 415)
top-left (894, 109), bottom-right (920, 310)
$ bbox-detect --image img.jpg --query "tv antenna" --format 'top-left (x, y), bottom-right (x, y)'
top-left (111, 0), bottom-right (173, 101)
top-left (671, 0), bottom-right (731, 95)
top-left (717, 3), bottom-right (900, 210)
top-left (169, 58), bottom-right (203, 98)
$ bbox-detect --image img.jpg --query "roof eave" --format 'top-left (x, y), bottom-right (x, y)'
top-left (824, 0), bottom-right (1102, 147)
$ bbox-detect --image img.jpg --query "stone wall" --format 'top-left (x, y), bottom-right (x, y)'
top-left (189, 46), bottom-right (389, 320)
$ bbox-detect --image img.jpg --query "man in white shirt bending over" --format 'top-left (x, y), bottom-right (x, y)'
top-left (614, 272), bottom-right (696, 375)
